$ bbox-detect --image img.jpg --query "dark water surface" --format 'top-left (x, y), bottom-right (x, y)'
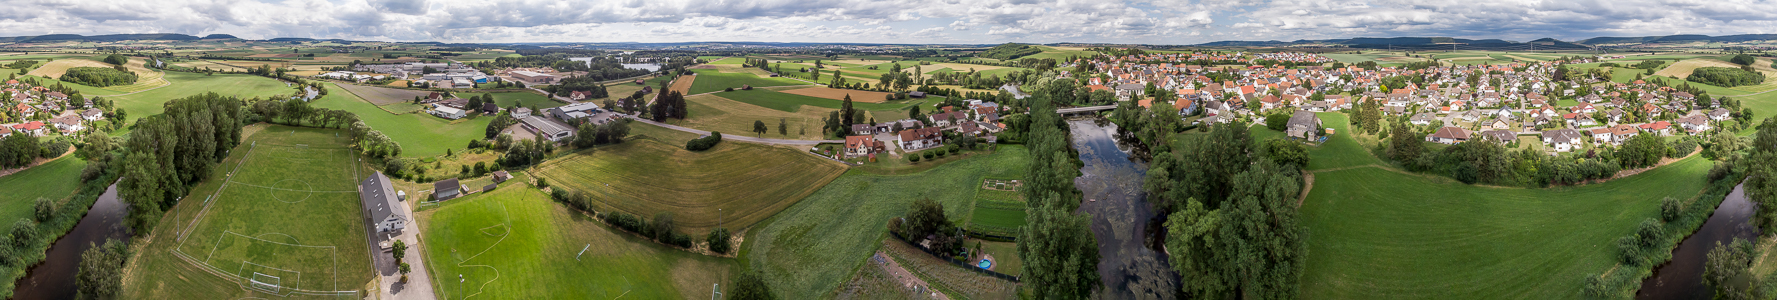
top-left (11, 182), bottom-right (129, 300)
top-left (1068, 120), bottom-right (1179, 299)
top-left (1637, 182), bottom-right (1758, 300)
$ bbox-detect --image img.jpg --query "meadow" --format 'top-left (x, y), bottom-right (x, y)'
top-left (710, 89), bottom-right (934, 113)
top-left (665, 94), bottom-right (840, 141)
top-left (124, 125), bottom-right (373, 299)
top-left (685, 69), bottom-right (811, 95)
top-left (0, 157), bottom-right (86, 225)
top-left (311, 83), bottom-right (493, 158)
top-left (109, 71), bottom-right (294, 123)
top-left (743, 145), bottom-right (1028, 299)
top-left (1299, 156), bottom-right (1713, 299)
top-left (25, 58), bottom-right (168, 93)
top-left (965, 189), bottom-right (1024, 237)
top-left (420, 185), bottom-right (735, 299)
top-left (1022, 46), bottom-right (1099, 60)
top-left (530, 138), bottom-right (847, 234)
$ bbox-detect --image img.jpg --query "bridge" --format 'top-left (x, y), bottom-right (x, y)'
top-left (1056, 105), bottom-right (1116, 116)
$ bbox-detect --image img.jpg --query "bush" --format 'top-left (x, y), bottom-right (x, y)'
top-left (724, 87), bottom-right (734, 92)
top-left (102, 54), bottom-right (128, 65)
top-left (1730, 54), bottom-right (1757, 66)
top-left (1661, 197), bottom-right (1683, 222)
top-left (922, 151), bottom-right (934, 159)
top-left (1265, 113), bottom-right (1290, 131)
top-left (686, 132), bottom-right (723, 151)
top-left (11, 219), bottom-right (37, 247)
top-left (909, 155), bottom-right (920, 162)
top-left (1617, 235), bottom-right (1647, 266)
top-left (33, 198), bottom-right (55, 222)
top-left (1671, 140), bottom-right (1698, 157)
top-left (707, 227), bottom-right (732, 254)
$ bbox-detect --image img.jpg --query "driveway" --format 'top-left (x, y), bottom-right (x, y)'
top-left (622, 115), bottom-right (842, 146)
top-left (370, 200), bottom-right (436, 300)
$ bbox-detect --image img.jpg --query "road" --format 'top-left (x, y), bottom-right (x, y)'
top-left (374, 200), bottom-right (437, 300)
top-left (622, 115), bottom-right (842, 145)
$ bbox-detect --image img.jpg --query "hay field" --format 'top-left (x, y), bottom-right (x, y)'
top-left (1655, 58), bottom-right (1777, 93)
top-left (27, 58), bottom-right (168, 93)
top-left (531, 138), bottom-right (846, 234)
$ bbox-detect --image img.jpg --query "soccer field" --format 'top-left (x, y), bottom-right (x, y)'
top-left (162, 126), bottom-right (373, 297)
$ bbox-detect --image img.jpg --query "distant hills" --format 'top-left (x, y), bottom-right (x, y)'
top-left (1192, 34), bottom-right (1777, 49)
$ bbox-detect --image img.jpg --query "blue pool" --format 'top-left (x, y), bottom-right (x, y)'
top-left (977, 258), bottom-right (992, 269)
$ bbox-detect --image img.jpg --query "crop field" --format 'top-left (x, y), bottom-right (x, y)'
top-left (709, 57), bottom-right (746, 65)
top-left (665, 93), bottom-right (839, 140)
top-left (667, 74), bottom-right (696, 95)
top-left (420, 185), bottom-right (735, 300)
top-left (780, 87), bottom-right (894, 103)
top-left (685, 69), bottom-right (811, 95)
top-left (965, 189), bottom-right (1024, 237)
top-left (109, 72), bottom-right (294, 123)
top-left (126, 125), bottom-right (372, 299)
top-left (311, 83), bottom-right (491, 158)
top-left (744, 146), bottom-right (1027, 299)
top-left (1299, 155), bottom-right (1714, 299)
top-left (335, 83), bottom-right (431, 105)
top-left (0, 157), bottom-right (86, 225)
top-left (531, 138), bottom-right (846, 234)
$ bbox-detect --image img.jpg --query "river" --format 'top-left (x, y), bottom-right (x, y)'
top-left (10, 182), bottom-right (129, 300)
top-left (1067, 120), bottom-right (1179, 299)
top-left (1637, 182), bottom-right (1759, 299)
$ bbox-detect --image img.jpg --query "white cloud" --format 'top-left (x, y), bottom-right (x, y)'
top-left (0, 0), bottom-right (1771, 44)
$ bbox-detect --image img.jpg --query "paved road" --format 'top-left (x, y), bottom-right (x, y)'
top-left (374, 200), bottom-right (437, 300)
top-left (622, 115), bottom-right (842, 145)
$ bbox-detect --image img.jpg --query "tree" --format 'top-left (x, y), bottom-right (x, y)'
top-left (840, 94), bottom-right (855, 126)
top-left (1019, 197), bottom-right (1100, 299)
top-left (1165, 161), bottom-right (1307, 299)
top-left (902, 198), bottom-right (951, 239)
top-left (778, 118), bottom-right (788, 136)
top-left (729, 270), bottom-right (777, 300)
top-left (34, 197), bottom-right (55, 222)
top-left (392, 239), bottom-right (408, 261)
top-left (753, 120), bottom-right (768, 136)
top-left (76, 238), bottom-right (128, 300)
top-left (1703, 238), bottom-right (1756, 300)
top-left (706, 227), bottom-right (732, 254)
top-left (1261, 139), bottom-right (1310, 168)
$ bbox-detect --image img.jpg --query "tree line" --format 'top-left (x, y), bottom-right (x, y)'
top-left (59, 67), bottom-right (137, 87)
top-left (1688, 67), bottom-right (1766, 87)
top-left (1016, 78), bottom-right (1101, 299)
top-left (119, 93), bottom-right (246, 234)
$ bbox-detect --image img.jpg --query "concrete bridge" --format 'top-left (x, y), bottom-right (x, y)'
top-left (1056, 105), bottom-right (1116, 116)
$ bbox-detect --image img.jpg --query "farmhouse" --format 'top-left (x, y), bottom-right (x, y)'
top-left (359, 171), bottom-right (408, 233)
top-left (1426, 126), bottom-right (1471, 145)
top-left (520, 116), bottom-right (575, 142)
top-left (896, 127), bottom-right (944, 151)
top-left (1285, 110), bottom-right (1321, 139)
top-left (434, 178), bottom-right (463, 200)
top-left (843, 135), bottom-right (885, 158)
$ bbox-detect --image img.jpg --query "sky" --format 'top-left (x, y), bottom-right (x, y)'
top-left (2, 0), bottom-right (1775, 44)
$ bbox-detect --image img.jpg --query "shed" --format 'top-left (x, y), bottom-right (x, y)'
top-left (434, 178), bottom-right (462, 200)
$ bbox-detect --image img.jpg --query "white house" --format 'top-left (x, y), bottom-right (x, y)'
top-left (359, 171), bottom-right (408, 234)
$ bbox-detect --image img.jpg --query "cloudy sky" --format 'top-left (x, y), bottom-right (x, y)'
top-left (2, 0), bottom-right (1775, 44)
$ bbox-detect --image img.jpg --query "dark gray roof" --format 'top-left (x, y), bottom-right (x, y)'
top-left (1287, 110), bottom-right (1320, 128)
top-left (435, 178), bottom-right (461, 194)
top-left (360, 171), bottom-right (405, 223)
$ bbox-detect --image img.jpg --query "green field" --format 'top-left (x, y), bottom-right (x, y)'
top-left (126, 125), bottom-right (373, 299)
top-left (110, 72), bottom-right (295, 123)
top-left (477, 91), bottom-right (564, 110)
top-left (531, 138), bottom-right (847, 234)
top-left (1022, 46), bottom-right (1099, 60)
top-left (311, 83), bottom-right (492, 158)
top-left (1299, 156), bottom-right (1714, 299)
top-left (0, 157), bottom-right (86, 224)
top-left (966, 189), bottom-right (1024, 237)
top-left (709, 57), bottom-right (745, 65)
top-left (421, 185), bottom-right (735, 299)
top-left (743, 145), bottom-right (1028, 299)
top-left (686, 69), bottom-right (810, 95)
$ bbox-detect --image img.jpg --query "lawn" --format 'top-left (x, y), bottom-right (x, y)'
top-left (1298, 156), bottom-right (1715, 299)
top-left (420, 185), bottom-right (736, 300)
top-left (110, 72), bottom-right (294, 123)
top-left (529, 138), bottom-right (847, 234)
top-left (685, 69), bottom-right (810, 95)
top-left (1305, 112), bottom-right (1385, 171)
top-left (966, 189), bottom-right (1024, 237)
top-left (0, 157), bottom-right (86, 224)
top-left (711, 89), bottom-right (935, 113)
top-left (124, 125), bottom-right (374, 299)
top-left (311, 83), bottom-right (493, 158)
top-left (743, 146), bottom-right (1028, 299)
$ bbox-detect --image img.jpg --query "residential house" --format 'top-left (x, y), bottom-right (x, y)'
top-left (929, 111), bottom-right (968, 127)
top-left (843, 135), bottom-right (886, 158)
top-left (80, 109), bottom-right (104, 121)
top-left (1427, 126), bottom-right (1472, 145)
top-left (1480, 130), bottom-right (1516, 144)
top-left (48, 114), bottom-right (83, 133)
top-left (1677, 115), bottom-right (1712, 133)
top-left (1541, 129), bottom-right (1583, 152)
top-left (1410, 113), bottom-right (1436, 126)
top-left (1710, 108), bottom-right (1732, 121)
top-left (897, 127), bottom-right (944, 151)
top-left (1610, 125), bottom-right (1640, 143)
top-left (852, 124), bottom-right (875, 135)
top-left (10, 121), bottom-right (44, 136)
top-left (359, 171), bottom-right (408, 233)
top-left (1639, 121), bottom-right (1672, 136)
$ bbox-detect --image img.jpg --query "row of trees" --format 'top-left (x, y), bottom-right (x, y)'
top-left (1688, 67), bottom-right (1766, 87)
top-left (571, 119), bottom-right (631, 148)
top-left (1016, 79), bottom-right (1101, 299)
top-left (550, 76), bottom-right (611, 98)
top-left (120, 93), bottom-right (246, 233)
top-left (59, 67), bottom-right (138, 87)
top-left (0, 133), bottom-right (63, 169)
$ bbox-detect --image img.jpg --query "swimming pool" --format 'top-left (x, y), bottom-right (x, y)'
top-left (977, 258), bottom-right (992, 270)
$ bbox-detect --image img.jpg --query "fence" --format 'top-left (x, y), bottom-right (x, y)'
top-left (889, 232), bottom-right (1020, 282)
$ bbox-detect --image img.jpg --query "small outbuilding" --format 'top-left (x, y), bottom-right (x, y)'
top-left (434, 178), bottom-right (463, 200)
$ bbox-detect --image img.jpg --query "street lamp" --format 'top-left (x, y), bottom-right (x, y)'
top-left (458, 274), bottom-right (464, 300)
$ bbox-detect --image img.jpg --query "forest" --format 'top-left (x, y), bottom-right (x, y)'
top-left (1687, 67), bottom-right (1765, 87)
top-left (58, 67), bottom-right (138, 87)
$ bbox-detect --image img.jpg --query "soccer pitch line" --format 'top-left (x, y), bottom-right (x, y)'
top-left (178, 141), bottom-right (258, 243)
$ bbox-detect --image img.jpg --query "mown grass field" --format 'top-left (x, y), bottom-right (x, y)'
top-left (966, 189), bottom-right (1024, 237)
top-left (530, 138), bottom-right (846, 234)
top-left (0, 157), bottom-right (86, 224)
top-left (743, 145), bottom-right (1027, 299)
top-left (711, 89), bottom-right (935, 113)
top-left (124, 125), bottom-right (373, 299)
top-left (110, 72), bottom-right (294, 123)
top-left (311, 83), bottom-right (491, 158)
top-left (685, 69), bottom-right (810, 95)
top-left (420, 185), bottom-right (736, 300)
top-left (1023, 46), bottom-right (1099, 60)
top-left (1299, 156), bottom-right (1715, 299)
